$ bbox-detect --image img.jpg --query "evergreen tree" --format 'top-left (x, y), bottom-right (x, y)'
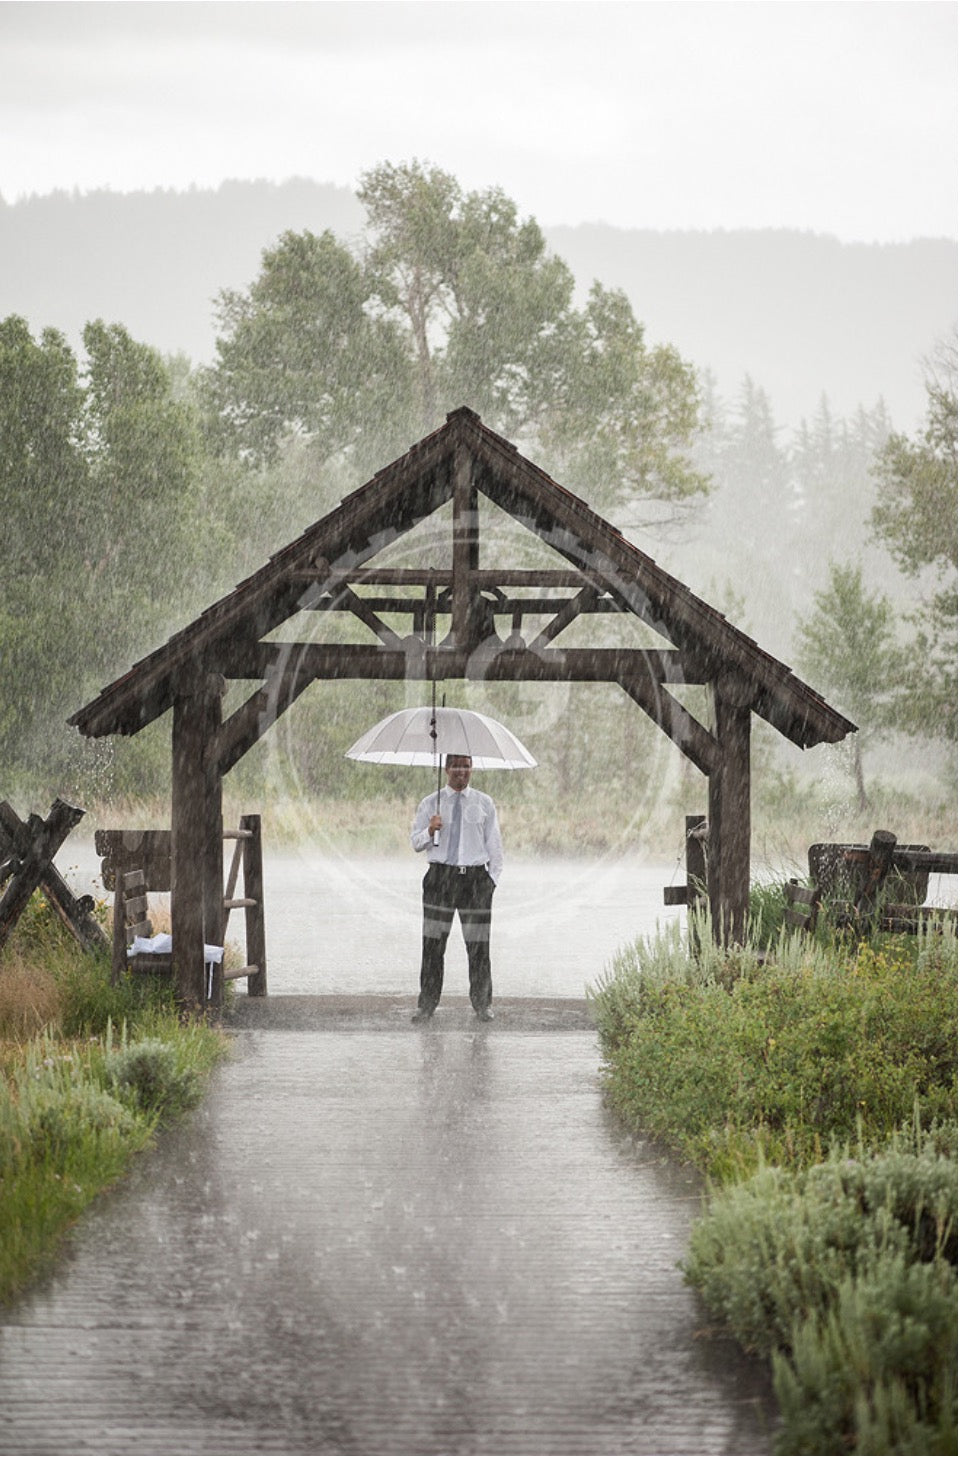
top-left (795, 561), bottom-right (905, 809)
top-left (871, 340), bottom-right (957, 744)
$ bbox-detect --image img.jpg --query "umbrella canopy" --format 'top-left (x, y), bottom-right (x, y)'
top-left (345, 706), bottom-right (537, 770)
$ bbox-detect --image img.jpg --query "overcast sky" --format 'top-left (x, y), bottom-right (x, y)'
top-left (1, 0), bottom-right (956, 241)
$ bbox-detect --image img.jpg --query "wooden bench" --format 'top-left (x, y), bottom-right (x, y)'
top-left (97, 817), bottom-right (266, 1002)
top-left (121, 867), bottom-right (174, 975)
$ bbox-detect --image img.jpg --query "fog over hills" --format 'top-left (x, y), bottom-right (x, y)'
top-left (1, 178), bottom-right (955, 432)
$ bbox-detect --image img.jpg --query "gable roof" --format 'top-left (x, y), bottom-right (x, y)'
top-left (69, 407), bottom-right (856, 750)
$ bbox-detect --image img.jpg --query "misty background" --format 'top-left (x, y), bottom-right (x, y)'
top-left (1, 179), bottom-right (953, 429)
top-left (0, 1), bottom-right (956, 849)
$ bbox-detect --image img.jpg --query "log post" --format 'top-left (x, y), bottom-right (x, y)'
top-left (685, 814), bottom-right (708, 909)
top-left (708, 687), bottom-right (752, 945)
top-left (451, 440), bottom-right (479, 650)
top-left (171, 672), bottom-right (223, 1011)
top-left (202, 680), bottom-right (225, 1008)
top-left (242, 813), bottom-right (267, 997)
top-left (855, 829), bottom-right (898, 919)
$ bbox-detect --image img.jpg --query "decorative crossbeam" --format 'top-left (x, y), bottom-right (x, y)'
top-left (211, 641), bottom-right (696, 684)
top-left (202, 641), bottom-right (715, 778)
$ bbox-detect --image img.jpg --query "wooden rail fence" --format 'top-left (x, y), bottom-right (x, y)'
top-left (0, 799), bottom-right (107, 954)
top-left (664, 817), bottom-right (957, 938)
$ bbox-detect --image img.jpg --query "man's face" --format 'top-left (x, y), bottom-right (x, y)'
top-left (445, 756), bottom-right (473, 791)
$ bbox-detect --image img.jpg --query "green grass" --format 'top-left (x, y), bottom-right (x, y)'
top-left (0, 893), bottom-right (229, 1305)
top-left (591, 905), bottom-right (958, 1454)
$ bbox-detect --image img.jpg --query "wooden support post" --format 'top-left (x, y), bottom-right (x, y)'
top-left (708, 690), bottom-right (752, 945)
top-left (242, 813), bottom-right (266, 997)
top-left (685, 814), bottom-right (708, 907)
top-left (855, 829), bottom-right (898, 919)
top-left (451, 441), bottom-right (479, 650)
top-left (202, 681), bottom-right (225, 1009)
top-left (664, 813), bottom-right (709, 953)
top-left (171, 673), bottom-right (222, 1011)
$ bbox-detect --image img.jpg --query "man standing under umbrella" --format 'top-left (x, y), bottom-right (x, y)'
top-left (410, 754), bottom-right (503, 1023)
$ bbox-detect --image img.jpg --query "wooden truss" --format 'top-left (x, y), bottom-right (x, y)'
top-left (71, 408), bottom-right (856, 1006)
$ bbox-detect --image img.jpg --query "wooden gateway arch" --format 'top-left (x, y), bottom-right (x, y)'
top-left (70, 407), bottom-right (855, 1008)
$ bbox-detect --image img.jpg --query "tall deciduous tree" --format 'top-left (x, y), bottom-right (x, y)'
top-left (205, 160), bottom-right (707, 515)
top-left (0, 317), bottom-right (90, 766)
top-left (0, 316), bottom-right (208, 786)
top-left (204, 228), bottom-right (414, 472)
top-left (81, 320), bottom-right (207, 614)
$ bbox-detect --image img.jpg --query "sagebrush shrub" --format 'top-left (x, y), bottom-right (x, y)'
top-left (594, 921), bottom-right (957, 1175)
top-left (772, 1252), bottom-right (957, 1455)
top-left (684, 1130), bottom-right (957, 1355)
top-left (106, 1037), bottom-right (201, 1119)
top-left (21, 1082), bottom-right (139, 1164)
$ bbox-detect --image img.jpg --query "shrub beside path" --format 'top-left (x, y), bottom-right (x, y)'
top-left (0, 997), bottom-right (775, 1455)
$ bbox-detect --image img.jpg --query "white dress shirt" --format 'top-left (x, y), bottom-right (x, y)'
top-left (410, 784), bottom-right (504, 884)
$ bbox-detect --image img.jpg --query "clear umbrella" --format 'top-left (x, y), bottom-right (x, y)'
top-left (345, 698), bottom-right (536, 845)
top-left (344, 704), bottom-right (537, 770)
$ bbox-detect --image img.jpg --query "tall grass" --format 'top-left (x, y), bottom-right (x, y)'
top-left (0, 892), bottom-right (229, 1304)
top-left (77, 772), bottom-right (958, 863)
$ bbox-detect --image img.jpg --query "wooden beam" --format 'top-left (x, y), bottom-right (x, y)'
top-left (325, 583), bottom-right (404, 648)
top-left (301, 591), bottom-right (625, 618)
top-left (527, 586), bottom-right (599, 652)
top-left (618, 675), bottom-right (719, 776)
top-left (171, 672), bottom-right (222, 1010)
top-left (202, 684), bottom-right (225, 1005)
top-left (451, 440), bottom-right (479, 649)
top-left (210, 667), bottom-right (316, 776)
top-left (241, 813), bottom-right (266, 998)
top-left (289, 567), bottom-right (605, 589)
top-left (214, 641), bottom-right (696, 685)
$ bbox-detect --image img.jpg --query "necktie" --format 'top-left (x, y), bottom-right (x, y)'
top-left (447, 791), bottom-right (463, 864)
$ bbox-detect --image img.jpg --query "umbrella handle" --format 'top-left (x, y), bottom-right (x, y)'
top-left (432, 681), bottom-right (441, 845)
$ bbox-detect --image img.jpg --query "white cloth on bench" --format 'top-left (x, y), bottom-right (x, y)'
top-left (127, 932), bottom-right (224, 963)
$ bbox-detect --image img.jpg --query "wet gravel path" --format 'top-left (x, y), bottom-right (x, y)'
top-left (0, 998), bottom-right (776, 1454)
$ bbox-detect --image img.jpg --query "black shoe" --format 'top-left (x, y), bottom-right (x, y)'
top-left (476, 1007), bottom-right (494, 1022)
top-left (411, 1009), bottom-right (434, 1024)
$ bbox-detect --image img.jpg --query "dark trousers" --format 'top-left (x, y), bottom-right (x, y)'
top-left (419, 862), bottom-right (495, 1013)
